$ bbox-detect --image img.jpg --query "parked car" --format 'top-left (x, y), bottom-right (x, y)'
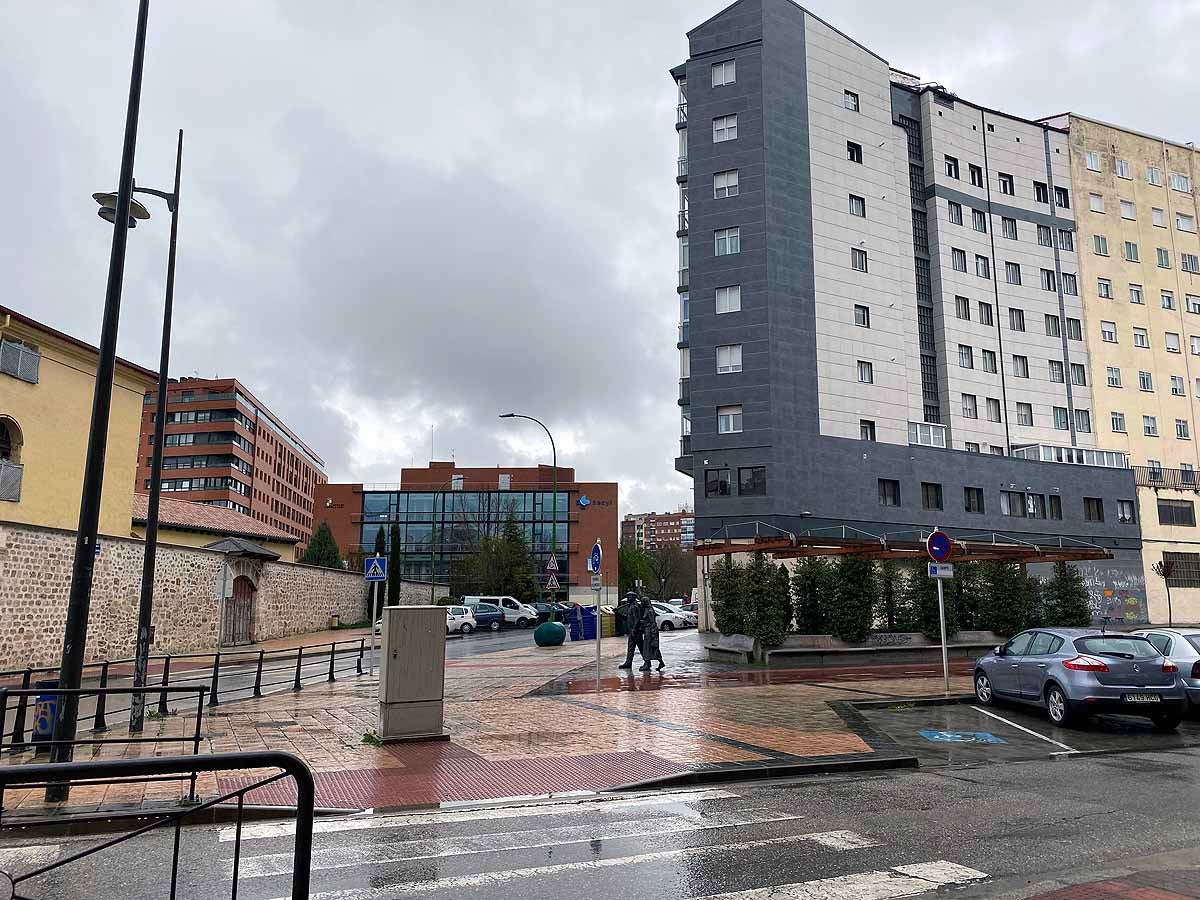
top-left (665, 598), bottom-right (687, 607)
top-left (533, 602), bottom-right (573, 623)
top-left (1132, 628), bottom-right (1200, 710)
top-left (681, 601), bottom-right (698, 614)
top-left (974, 628), bottom-right (1186, 730)
top-left (463, 596), bottom-right (540, 628)
top-left (445, 606), bottom-right (477, 634)
top-left (651, 602), bottom-right (691, 631)
top-left (467, 602), bottom-right (504, 631)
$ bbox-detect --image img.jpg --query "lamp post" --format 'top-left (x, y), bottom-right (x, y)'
top-left (499, 413), bottom-right (558, 606)
top-left (94, 130), bottom-right (184, 733)
top-left (48, 0), bottom-right (151, 797)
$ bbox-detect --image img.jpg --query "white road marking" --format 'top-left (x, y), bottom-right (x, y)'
top-left (700, 860), bottom-right (989, 899)
top-left (221, 788), bottom-right (740, 842)
top-left (240, 811), bottom-right (839, 879)
top-left (0, 845), bottom-right (60, 868)
top-left (970, 705), bottom-right (1077, 752)
top-left (261, 833), bottom-right (875, 900)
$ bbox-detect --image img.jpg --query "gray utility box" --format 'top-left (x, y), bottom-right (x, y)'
top-left (378, 605), bottom-right (448, 742)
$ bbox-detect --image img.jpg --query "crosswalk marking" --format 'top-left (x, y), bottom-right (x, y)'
top-left (260, 833), bottom-right (873, 900)
top-left (220, 787), bottom-right (740, 842)
top-left (698, 860), bottom-right (989, 899)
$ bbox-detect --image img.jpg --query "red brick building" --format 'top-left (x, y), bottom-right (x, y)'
top-left (135, 377), bottom-right (326, 558)
top-left (621, 509), bottom-right (695, 551)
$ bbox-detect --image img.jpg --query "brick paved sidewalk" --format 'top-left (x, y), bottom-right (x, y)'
top-left (1023, 869), bottom-right (1200, 898)
top-left (0, 633), bottom-right (971, 818)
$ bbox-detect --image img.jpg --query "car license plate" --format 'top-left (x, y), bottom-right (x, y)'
top-left (1123, 693), bottom-right (1161, 703)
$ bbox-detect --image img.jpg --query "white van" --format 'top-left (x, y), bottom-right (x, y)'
top-left (462, 596), bottom-right (540, 628)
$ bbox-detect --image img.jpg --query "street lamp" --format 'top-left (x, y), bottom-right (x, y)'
top-left (499, 413), bottom-right (559, 608)
top-left (49, 0), bottom-right (150, 798)
top-left (92, 129), bottom-right (185, 733)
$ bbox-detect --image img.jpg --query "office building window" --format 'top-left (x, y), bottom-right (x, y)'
top-left (705, 468), bottom-right (731, 497)
top-left (944, 155), bottom-right (959, 179)
top-left (979, 301), bottom-right (994, 326)
top-left (1094, 234), bottom-right (1109, 255)
top-left (857, 360), bottom-right (874, 383)
top-left (1035, 181), bottom-right (1049, 204)
top-left (712, 114), bottom-right (738, 142)
top-left (844, 90), bottom-right (860, 111)
top-left (1167, 333), bottom-right (1182, 354)
top-left (1124, 241), bottom-right (1140, 262)
top-left (962, 393), bottom-right (978, 418)
top-left (1009, 308), bottom-right (1025, 332)
top-left (1055, 186), bottom-right (1070, 208)
top-left (1037, 224), bottom-right (1053, 247)
top-left (1144, 415), bottom-right (1159, 436)
top-left (948, 201), bottom-right (963, 225)
top-left (1158, 247), bottom-right (1172, 268)
top-left (711, 59), bottom-right (736, 86)
top-left (738, 466), bottom-right (767, 496)
top-left (976, 255), bottom-right (991, 279)
top-left (1107, 366), bottom-right (1122, 387)
top-left (973, 208), bottom-right (988, 232)
top-left (1070, 363), bottom-right (1087, 385)
top-left (981, 349), bottom-right (997, 373)
top-left (848, 193), bottom-right (866, 217)
top-left (1139, 370), bottom-right (1154, 391)
top-left (716, 344), bottom-right (742, 373)
top-left (1075, 409), bottom-right (1092, 433)
top-left (952, 248), bottom-right (967, 271)
top-left (1111, 411), bottom-right (1126, 432)
top-left (1134, 327), bottom-right (1149, 348)
top-left (1130, 284), bottom-right (1143, 304)
top-left (958, 344), bottom-right (974, 369)
top-left (964, 486), bottom-right (985, 514)
top-left (1059, 229), bottom-right (1074, 251)
top-left (1121, 199), bottom-right (1136, 220)
top-left (714, 169), bottom-right (739, 198)
top-left (851, 247), bottom-right (868, 272)
top-left (1116, 158), bottom-right (1131, 179)
top-left (1089, 193), bottom-right (1105, 213)
top-left (1179, 419), bottom-right (1192, 440)
top-left (847, 141), bottom-right (862, 163)
top-left (717, 405), bottom-right (743, 434)
top-left (1098, 278), bottom-right (1112, 299)
top-left (716, 284), bottom-right (742, 314)
top-left (969, 164), bottom-right (984, 187)
top-left (878, 479), bottom-right (901, 507)
top-left (1045, 314), bottom-right (1060, 337)
top-left (715, 227), bottom-right (741, 256)
top-left (1002, 217), bottom-right (1017, 239)
top-left (1086, 150), bottom-right (1101, 171)
top-left (955, 296), bottom-right (971, 320)
top-left (986, 397), bottom-right (1001, 422)
top-left (1016, 402), bottom-right (1033, 425)
top-left (854, 304), bottom-right (870, 327)
top-left (1062, 273), bottom-right (1077, 295)
top-left (1053, 407), bottom-right (1069, 430)
top-left (1005, 261), bottom-right (1021, 284)
top-left (1084, 498), bottom-right (1105, 522)
top-left (1012, 355), bottom-right (1029, 377)
top-left (921, 482), bottom-right (943, 511)
top-left (860, 419), bottom-right (876, 441)
top-left (1040, 269), bottom-right (1056, 291)
top-left (1049, 359), bottom-right (1065, 383)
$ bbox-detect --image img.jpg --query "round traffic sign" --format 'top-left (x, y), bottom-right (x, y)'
top-left (926, 530), bottom-right (953, 563)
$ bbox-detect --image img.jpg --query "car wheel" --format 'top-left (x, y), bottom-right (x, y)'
top-left (974, 671), bottom-right (994, 706)
top-left (460, 623), bottom-right (474, 635)
top-left (1045, 684), bottom-right (1074, 727)
top-left (660, 621), bottom-right (674, 632)
top-left (516, 617), bottom-right (529, 629)
top-left (489, 621), bottom-right (500, 631)
top-left (1151, 712), bottom-right (1182, 732)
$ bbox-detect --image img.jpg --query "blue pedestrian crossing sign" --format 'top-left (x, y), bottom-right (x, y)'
top-left (364, 556), bottom-right (387, 582)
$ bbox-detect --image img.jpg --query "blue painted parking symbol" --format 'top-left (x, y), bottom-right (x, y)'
top-left (918, 729), bottom-right (1007, 744)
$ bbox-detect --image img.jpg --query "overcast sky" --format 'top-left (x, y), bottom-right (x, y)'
top-left (4, 1), bottom-right (1199, 516)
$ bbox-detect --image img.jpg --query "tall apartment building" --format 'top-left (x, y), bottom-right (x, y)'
top-left (621, 509), bottom-right (696, 551)
top-left (135, 377), bottom-right (326, 557)
top-left (672, 0), bottom-right (1145, 615)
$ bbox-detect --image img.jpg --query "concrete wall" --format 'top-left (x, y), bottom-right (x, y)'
top-left (0, 521), bottom-right (367, 669)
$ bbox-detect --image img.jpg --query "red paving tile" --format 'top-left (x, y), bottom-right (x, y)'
top-left (1029, 875), bottom-right (1200, 899)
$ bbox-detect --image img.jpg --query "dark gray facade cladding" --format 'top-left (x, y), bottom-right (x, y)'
top-left (676, 0), bottom-right (1145, 570)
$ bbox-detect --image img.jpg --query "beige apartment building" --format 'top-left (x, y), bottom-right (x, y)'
top-left (1046, 114), bottom-right (1200, 621)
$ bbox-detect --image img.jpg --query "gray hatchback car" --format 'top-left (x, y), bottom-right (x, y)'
top-left (1132, 628), bottom-right (1200, 709)
top-left (974, 628), bottom-right (1186, 730)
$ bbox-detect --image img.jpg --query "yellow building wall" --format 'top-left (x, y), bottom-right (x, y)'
top-left (129, 523), bottom-right (296, 560)
top-left (0, 315), bottom-right (155, 536)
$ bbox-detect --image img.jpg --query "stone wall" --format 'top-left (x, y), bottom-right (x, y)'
top-left (0, 522), bottom-right (366, 669)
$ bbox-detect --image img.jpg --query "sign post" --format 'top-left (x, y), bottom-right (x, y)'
top-left (925, 530), bottom-right (954, 693)
top-left (364, 556), bottom-right (388, 676)
top-left (589, 540), bottom-right (603, 685)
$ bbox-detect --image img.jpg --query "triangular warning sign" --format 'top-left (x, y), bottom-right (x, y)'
top-left (546, 573), bottom-right (561, 590)
top-left (365, 559), bottom-right (384, 579)
top-left (545, 556), bottom-right (559, 572)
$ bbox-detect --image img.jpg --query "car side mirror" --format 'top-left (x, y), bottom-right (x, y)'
top-left (994, 645), bottom-right (1005, 657)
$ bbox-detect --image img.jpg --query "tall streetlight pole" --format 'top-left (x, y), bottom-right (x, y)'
top-left (499, 414), bottom-right (558, 603)
top-left (93, 130), bottom-right (184, 733)
top-left (48, 0), bottom-right (151, 797)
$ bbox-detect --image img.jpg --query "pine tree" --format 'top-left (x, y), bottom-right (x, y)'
top-left (791, 556), bottom-right (835, 634)
top-left (387, 523), bottom-right (403, 605)
top-left (301, 521), bottom-right (342, 569)
top-left (877, 560), bottom-right (903, 632)
top-left (710, 556), bottom-right (747, 635)
top-left (746, 558), bottom-right (792, 647)
top-left (976, 561), bottom-right (1035, 636)
top-left (951, 560), bottom-right (981, 632)
top-left (829, 556), bottom-right (878, 643)
top-left (1042, 561), bottom-right (1093, 626)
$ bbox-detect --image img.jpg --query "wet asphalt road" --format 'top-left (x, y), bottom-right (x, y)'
top-left (7, 744), bottom-right (1200, 899)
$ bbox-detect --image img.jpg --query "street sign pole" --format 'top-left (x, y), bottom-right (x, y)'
top-left (936, 577), bottom-right (950, 693)
top-left (926, 528), bottom-right (954, 694)
top-left (589, 539), bottom-right (603, 687)
top-left (363, 556), bottom-right (387, 677)
top-left (369, 581), bottom-right (377, 676)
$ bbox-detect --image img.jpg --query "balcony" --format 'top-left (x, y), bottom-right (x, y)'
top-left (677, 322), bottom-right (689, 346)
top-left (678, 377), bottom-right (690, 406)
top-left (677, 157), bottom-right (688, 178)
top-left (1012, 444), bottom-right (1130, 469)
top-left (0, 459), bottom-right (22, 502)
top-left (676, 103), bottom-right (687, 125)
top-left (678, 267), bottom-right (689, 289)
top-left (677, 209), bottom-right (688, 234)
top-left (680, 435), bottom-right (692, 456)
top-left (1134, 466), bottom-right (1200, 490)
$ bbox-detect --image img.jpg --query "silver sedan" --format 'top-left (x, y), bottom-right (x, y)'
top-left (1132, 628), bottom-right (1200, 709)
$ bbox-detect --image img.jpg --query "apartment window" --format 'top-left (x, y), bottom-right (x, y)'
top-left (1094, 234), bottom-right (1109, 256)
top-left (1097, 278), bottom-right (1113, 299)
top-left (854, 304), bottom-right (871, 327)
top-left (1130, 284), bottom-right (1143, 305)
top-left (1190, 296), bottom-right (1200, 314)
top-left (1084, 498), bottom-right (1105, 523)
top-left (975, 255), bottom-right (990, 279)
top-left (860, 419), bottom-right (876, 441)
top-left (1062, 274), bottom-right (1077, 296)
top-left (979, 302), bottom-right (994, 326)
top-left (1106, 366), bottom-right (1122, 387)
top-left (1184, 254), bottom-right (1200, 275)
top-left (945, 200), bottom-right (964, 226)
top-left (1134, 327), bottom-right (1149, 348)
top-left (878, 479), bottom-right (901, 507)
top-left (715, 227), bottom-right (740, 255)
top-left (1139, 370), bottom-right (1154, 391)
top-left (847, 141), bottom-right (863, 164)
top-left (1176, 375), bottom-right (1188, 395)
top-left (1053, 407), bottom-right (1069, 430)
top-left (1016, 401), bottom-right (1033, 425)
top-left (1170, 172), bottom-right (1192, 192)
top-left (1192, 335), bottom-right (1200, 356)
top-left (1005, 262), bottom-right (1021, 285)
top-left (1179, 419), bottom-right (1192, 440)
top-left (1001, 491), bottom-right (1028, 518)
top-left (1002, 217), bottom-right (1017, 240)
top-left (1178, 213), bottom-right (1196, 233)
top-left (1111, 411), bottom-right (1126, 432)
top-left (1167, 332), bottom-right (1182, 354)
top-left (955, 296), bottom-right (971, 320)
top-left (986, 397), bottom-right (1001, 422)
top-left (705, 468), bottom-right (731, 497)
top-left (738, 466), bottom-right (767, 496)
top-left (1158, 499), bottom-right (1196, 527)
top-left (961, 393), bottom-right (978, 418)
top-left (945, 155), bottom-right (959, 179)
top-left (972, 208), bottom-right (988, 232)
top-left (1045, 314), bottom-right (1060, 337)
top-left (1037, 224), bottom-right (1053, 247)
top-left (952, 248), bottom-right (967, 271)
top-left (990, 445), bottom-right (1005, 456)
top-left (716, 284), bottom-right (741, 314)
top-left (998, 172), bottom-right (1014, 195)
top-left (717, 405), bottom-right (743, 434)
top-left (714, 169), bottom-right (739, 198)
top-left (981, 349), bottom-right (997, 373)
top-left (1148, 166), bottom-right (1163, 186)
top-left (958, 344), bottom-right (974, 369)
top-left (1075, 409), bottom-right (1092, 433)
top-left (844, 90), bottom-right (860, 111)
top-left (1089, 193), bottom-right (1105, 213)
top-left (1158, 247), bottom-right (1171, 268)
top-left (1153, 207), bottom-right (1166, 227)
top-left (1121, 199), bottom-right (1136, 220)
top-left (851, 247), bottom-right (868, 272)
top-left (1055, 186), bottom-right (1070, 208)
top-left (964, 486), bottom-right (985, 514)
top-left (1049, 495), bottom-right (1063, 520)
top-left (1071, 362), bottom-right (1087, 385)
top-left (1040, 269), bottom-right (1056, 291)
top-left (848, 193), bottom-right (866, 217)
top-left (1116, 158), bottom-right (1131, 178)
top-left (1035, 181), bottom-right (1049, 204)
top-left (711, 59), bottom-right (736, 87)
top-left (969, 164), bottom-right (984, 187)
top-left (1124, 241), bottom-right (1140, 262)
top-left (921, 482), bottom-right (944, 511)
top-left (1012, 355), bottom-right (1029, 377)
top-left (1058, 229), bottom-right (1074, 252)
top-left (1048, 359), bottom-right (1065, 383)
top-left (1144, 415), bottom-right (1159, 436)
top-left (964, 442), bottom-right (979, 453)
top-left (716, 344), bottom-right (743, 373)
top-left (1086, 150), bottom-right (1101, 171)
top-left (713, 114), bottom-right (738, 142)
top-left (857, 360), bottom-right (874, 383)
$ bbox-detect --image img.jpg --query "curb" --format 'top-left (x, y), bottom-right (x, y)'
top-left (610, 752), bottom-right (919, 792)
top-left (849, 694), bottom-right (976, 710)
top-left (0, 801), bottom-right (357, 838)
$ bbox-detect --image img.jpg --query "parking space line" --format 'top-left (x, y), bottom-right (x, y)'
top-left (970, 706), bottom-right (1077, 753)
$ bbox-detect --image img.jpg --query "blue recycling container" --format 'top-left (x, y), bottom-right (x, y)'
top-left (580, 607), bottom-right (597, 641)
top-left (31, 678), bottom-right (58, 751)
top-left (567, 606), bottom-right (582, 641)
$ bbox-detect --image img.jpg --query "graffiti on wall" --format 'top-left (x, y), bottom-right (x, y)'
top-left (1029, 556), bottom-right (1148, 624)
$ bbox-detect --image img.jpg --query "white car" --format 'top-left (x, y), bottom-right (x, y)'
top-left (446, 606), bottom-right (477, 634)
top-left (462, 595), bottom-right (540, 628)
top-left (652, 602), bottom-right (692, 631)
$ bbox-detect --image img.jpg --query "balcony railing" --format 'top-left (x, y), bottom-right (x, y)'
top-left (678, 266), bottom-right (689, 289)
top-left (678, 322), bottom-right (689, 344)
top-left (680, 435), bottom-right (692, 456)
top-left (677, 157), bottom-right (688, 177)
top-left (676, 103), bottom-right (687, 125)
top-left (146, 391), bottom-right (238, 404)
top-left (677, 209), bottom-right (689, 232)
top-left (1134, 466), bottom-right (1200, 490)
top-left (679, 377), bottom-right (690, 404)
top-left (0, 459), bottom-right (22, 502)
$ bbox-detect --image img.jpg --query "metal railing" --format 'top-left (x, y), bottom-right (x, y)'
top-left (1133, 465), bottom-right (1200, 490)
top-left (678, 266), bottom-right (689, 289)
top-left (678, 322), bottom-right (689, 345)
top-left (676, 103), bottom-right (687, 124)
top-left (680, 435), bottom-right (692, 456)
top-left (677, 209), bottom-right (688, 232)
top-left (677, 156), bottom-right (688, 177)
top-left (679, 377), bottom-right (690, 404)
top-left (0, 751), bottom-right (314, 898)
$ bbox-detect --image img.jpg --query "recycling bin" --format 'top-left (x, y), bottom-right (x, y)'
top-left (31, 678), bottom-right (58, 753)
